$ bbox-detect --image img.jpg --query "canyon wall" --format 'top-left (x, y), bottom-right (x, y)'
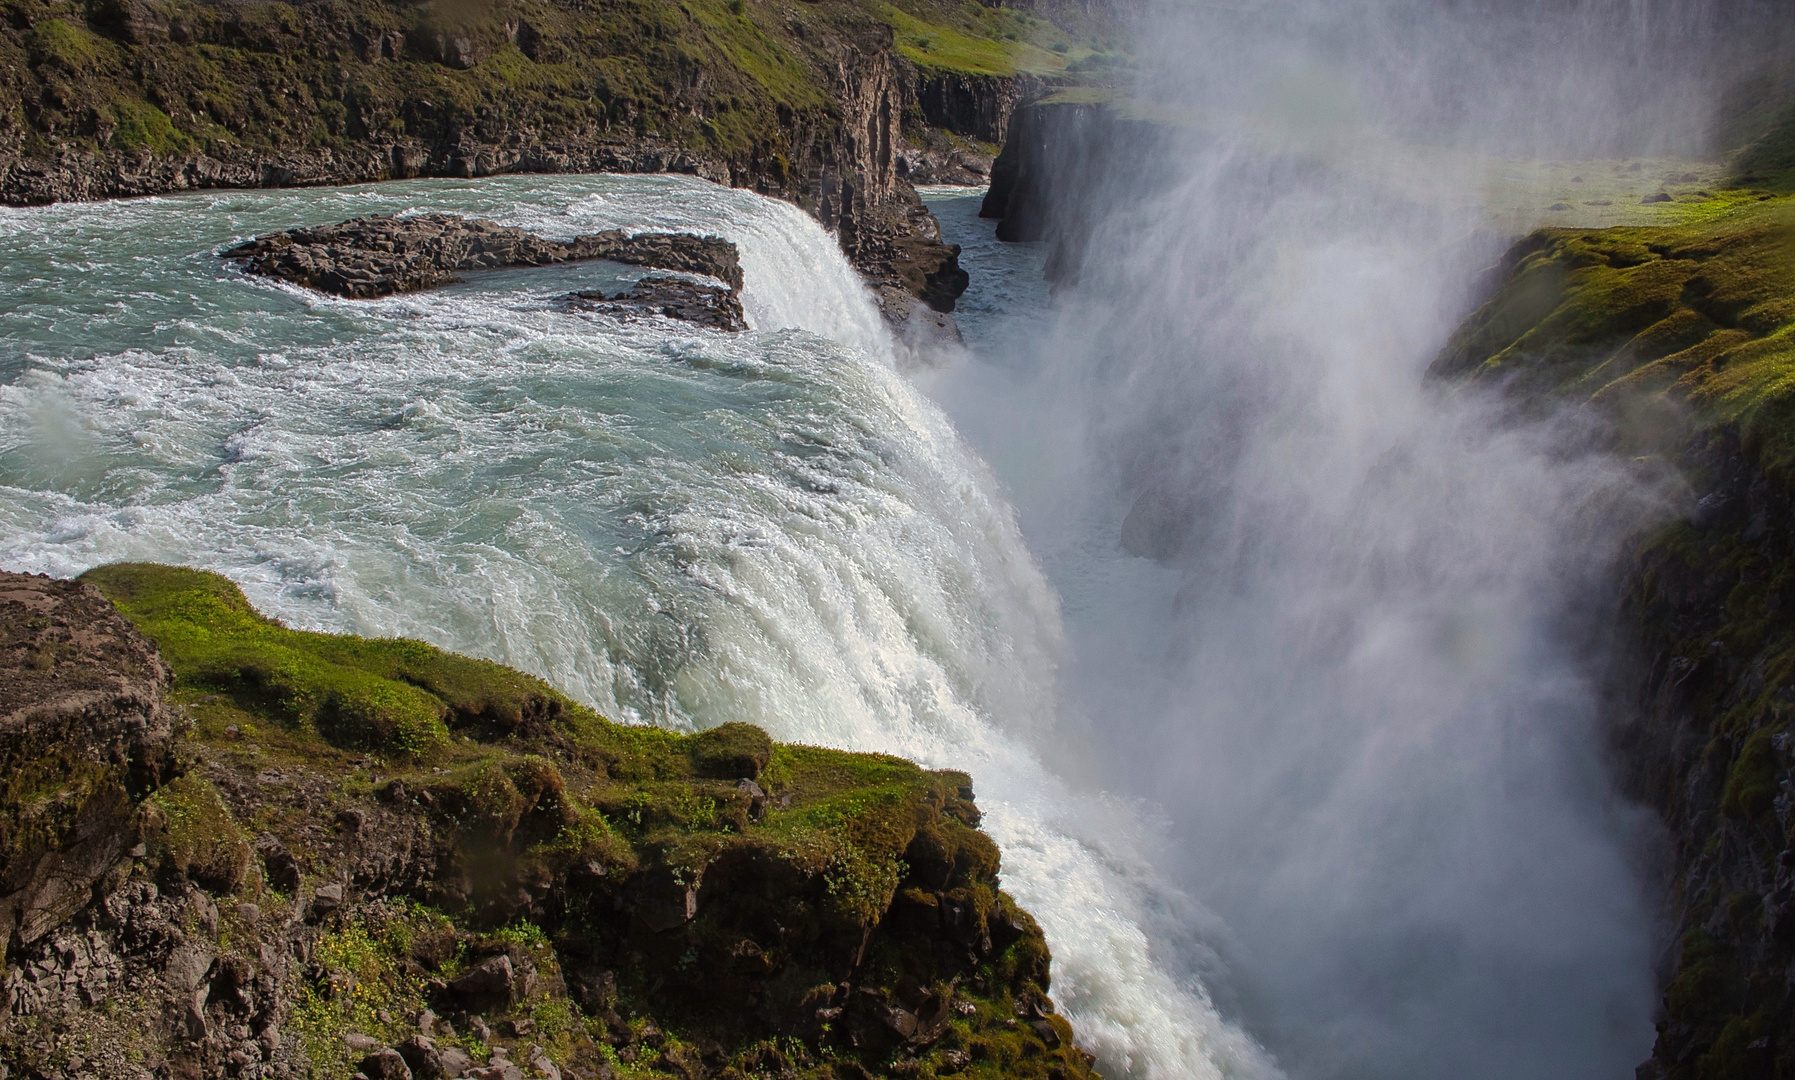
top-left (1434, 201), bottom-right (1795, 1079)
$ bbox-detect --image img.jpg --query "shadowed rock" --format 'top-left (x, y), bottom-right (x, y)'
top-left (0, 572), bottom-right (176, 964)
top-left (564, 276), bottom-right (747, 332)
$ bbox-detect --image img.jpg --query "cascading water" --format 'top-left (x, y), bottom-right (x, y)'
top-left (0, 175), bottom-right (1276, 1079)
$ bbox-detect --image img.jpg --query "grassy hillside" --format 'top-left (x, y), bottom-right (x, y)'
top-left (1432, 192), bottom-right (1795, 469)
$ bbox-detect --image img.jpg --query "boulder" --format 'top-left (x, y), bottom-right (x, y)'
top-left (160, 941), bottom-right (215, 993)
top-left (527, 1046), bottom-right (561, 1080)
top-left (0, 572), bottom-right (177, 962)
top-left (438, 1047), bottom-right (474, 1079)
top-left (396, 1035), bottom-right (445, 1079)
top-left (255, 831), bottom-right (302, 894)
top-left (449, 951), bottom-right (535, 1006)
top-left (360, 1046), bottom-right (415, 1080)
top-left (311, 882), bottom-right (345, 918)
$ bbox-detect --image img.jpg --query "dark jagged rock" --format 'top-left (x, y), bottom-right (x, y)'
top-left (0, 563), bottom-right (1102, 1080)
top-left (223, 213), bottom-right (742, 300)
top-left (564, 277), bottom-right (748, 332)
top-left (0, 572), bottom-right (177, 967)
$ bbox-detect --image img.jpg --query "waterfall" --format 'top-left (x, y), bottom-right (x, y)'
top-left (0, 174), bottom-right (1275, 1079)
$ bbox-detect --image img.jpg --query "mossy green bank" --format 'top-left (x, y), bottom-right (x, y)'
top-left (62, 562), bottom-right (1098, 1080)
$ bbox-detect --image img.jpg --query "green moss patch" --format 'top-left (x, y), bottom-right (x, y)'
top-left (80, 563), bottom-right (576, 761)
top-left (880, 2), bottom-right (1086, 77)
top-left (1433, 195), bottom-right (1795, 475)
top-left (109, 100), bottom-right (192, 154)
top-left (23, 17), bottom-right (100, 72)
top-left (146, 772), bottom-right (252, 892)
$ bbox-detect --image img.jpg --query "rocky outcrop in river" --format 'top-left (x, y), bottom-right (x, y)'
top-left (565, 278), bottom-right (748, 332)
top-left (223, 214), bottom-right (743, 301)
top-left (0, 564), bottom-right (1099, 1080)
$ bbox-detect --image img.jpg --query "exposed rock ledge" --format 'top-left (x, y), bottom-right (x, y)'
top-left (0, 574), bottom-right (177, 966)
top-left (223, 213), bottom-right (743, 301)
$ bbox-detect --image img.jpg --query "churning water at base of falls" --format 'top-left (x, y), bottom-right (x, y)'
top-left (0, 175), bottom-right (1275, 1079)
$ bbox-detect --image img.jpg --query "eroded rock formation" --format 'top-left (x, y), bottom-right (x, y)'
top-left (564, 277), bottom-right (748, 332)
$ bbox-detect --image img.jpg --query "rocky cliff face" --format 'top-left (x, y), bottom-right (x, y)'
top-left (0, 564), bottom-right (1098, 1080)
top-left (977, 95), bottom-right (1172, 286)
top-left (909, 70), bottom-right (1036, 148)
top-left (1432, 199), bottom-right (1795, 1079)
top-left (0, 574), bottom-right (178, 971)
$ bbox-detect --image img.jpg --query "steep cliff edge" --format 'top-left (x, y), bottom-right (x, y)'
top-left (1432, 194), bottom-right (1795, 1079)
top-left (0, 564), bottom-right (1099, 1080)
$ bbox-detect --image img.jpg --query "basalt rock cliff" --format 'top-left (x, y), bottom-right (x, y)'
top-left (0, 564), bottom-right (1100, 1080)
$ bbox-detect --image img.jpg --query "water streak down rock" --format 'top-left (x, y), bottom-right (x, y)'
top-left (222, 213), bottom-right (744, 300)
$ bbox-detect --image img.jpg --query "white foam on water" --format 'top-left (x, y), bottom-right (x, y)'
top-left (0, 175), bottom-right (1276, 1079)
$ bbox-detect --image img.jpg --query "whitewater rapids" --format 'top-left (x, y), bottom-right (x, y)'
top-left (0, 174), bottom-right (1275, 1079)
